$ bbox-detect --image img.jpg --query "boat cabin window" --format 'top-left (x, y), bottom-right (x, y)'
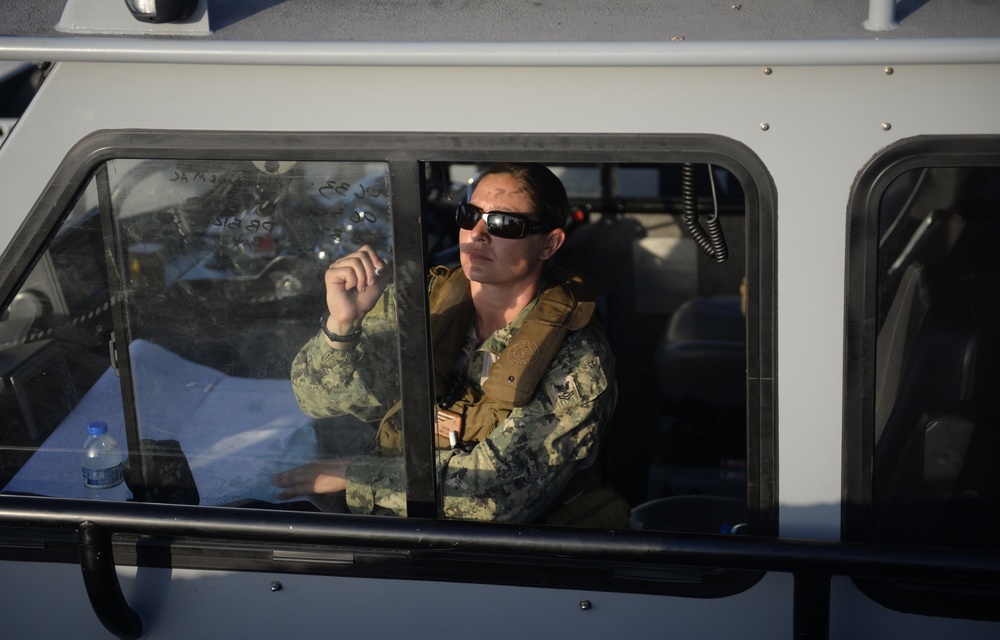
top-left (0, 134), bottom-right (773, 543)
top-left (850, 150), bottom-right (1000, 549)
top-left (873, 163), bottom-right (1000, 550)
top-left (1, 158), bottom-right (400, 508)
top-left (425, 161), bottom-right (754, 530)
top-left (580, 164), bottom-right (751, 529)
top-left (845, 137), bottom-right (1000, 617)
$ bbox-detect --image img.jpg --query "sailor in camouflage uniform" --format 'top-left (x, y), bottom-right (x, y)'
top-left (275, 163), bottom-right (623, 525)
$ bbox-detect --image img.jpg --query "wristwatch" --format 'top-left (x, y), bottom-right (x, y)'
top-left (320, 312), bottom-right (363, 343)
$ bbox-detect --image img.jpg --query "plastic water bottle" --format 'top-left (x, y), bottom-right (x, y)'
top-left (81, 421), bottom-right (128, 500)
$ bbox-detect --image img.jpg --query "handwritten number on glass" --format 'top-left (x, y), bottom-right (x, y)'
top-left (213, 217), bottom-right (275, 233)
top-left (319, 180), bottom-right (384, 201)
top-left (349, 210), bottom-right (377, 223)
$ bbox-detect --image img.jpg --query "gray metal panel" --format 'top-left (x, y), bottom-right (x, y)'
top-left (0, 561), bottom-right (795, 639)
top-left (1, 59), bottom-right (997, 543)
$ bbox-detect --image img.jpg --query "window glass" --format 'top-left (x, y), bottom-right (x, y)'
top-left (873, 164), bottom-right (1000, 549)
top-left (0, 177), bottom-right (114, 493)
top-left (424, 162), bottom-right (749, 530)
top-left (2, 159), bottom-right (402, 512)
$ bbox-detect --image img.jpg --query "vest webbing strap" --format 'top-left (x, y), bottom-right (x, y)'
top-left (428, 265), bottom-right (596, 408)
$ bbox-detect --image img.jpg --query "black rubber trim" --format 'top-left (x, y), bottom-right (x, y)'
top-left (0, 128), bottom-right (778, 534)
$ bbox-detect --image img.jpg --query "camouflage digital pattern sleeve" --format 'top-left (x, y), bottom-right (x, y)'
top-left (290, 289), bottom-right (400, 422)
top-left (344, 324), bottom-right (617, 522)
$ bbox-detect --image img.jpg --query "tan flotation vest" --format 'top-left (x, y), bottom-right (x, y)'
top-left (373, 265), bottom-right (630, 528)
top-left (375, 264), bottom-right (596, 451)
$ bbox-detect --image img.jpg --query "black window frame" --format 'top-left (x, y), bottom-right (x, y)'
top-left (0, 129), bottom-right (777, 600)
top-left (843, 135), bottom-right (1000, 620)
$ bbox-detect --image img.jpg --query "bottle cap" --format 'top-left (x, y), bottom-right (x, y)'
top-left (87, 421), bottom-right (109, 436)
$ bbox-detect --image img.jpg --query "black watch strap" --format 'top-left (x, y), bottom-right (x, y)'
top-left (321, 312), bottom-right (363, 343)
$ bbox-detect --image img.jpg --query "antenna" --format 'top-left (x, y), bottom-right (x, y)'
top-left (864, 0), bottom-right (899, 31)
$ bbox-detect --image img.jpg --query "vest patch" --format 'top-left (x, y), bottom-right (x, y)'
top-left (546, 373), bottom-right (581, 406)
top-left (506, 339), bottom-right (540, 366)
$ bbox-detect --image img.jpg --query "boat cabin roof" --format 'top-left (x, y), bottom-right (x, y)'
top-left (1, 0), bottom-right (999, 48)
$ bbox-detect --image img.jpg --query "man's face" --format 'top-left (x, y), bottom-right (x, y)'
top-left (459, 173), bottom-right (558, 287)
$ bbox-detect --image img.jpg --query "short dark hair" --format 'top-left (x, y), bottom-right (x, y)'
top-left (472, 162), bottom-right (568, 230)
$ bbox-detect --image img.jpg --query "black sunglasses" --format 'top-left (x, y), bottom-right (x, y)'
top-left (455, 202), bottom-right (554, 239)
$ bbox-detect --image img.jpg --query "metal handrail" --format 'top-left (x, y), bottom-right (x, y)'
top-left (2, 496), bottom-right (998, 581)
